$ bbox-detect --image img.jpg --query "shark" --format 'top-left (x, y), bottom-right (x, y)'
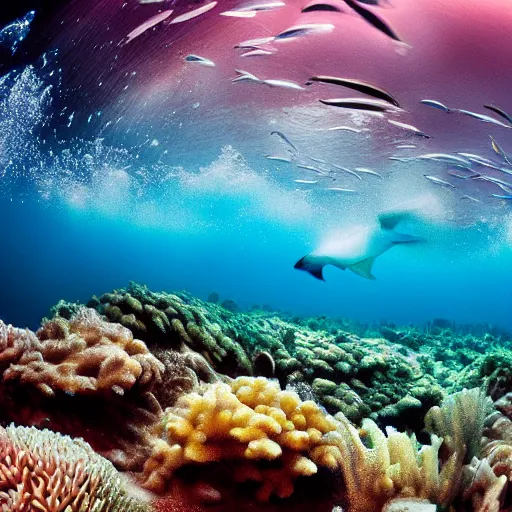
top-left (294, 211), bottom-right (425, 281)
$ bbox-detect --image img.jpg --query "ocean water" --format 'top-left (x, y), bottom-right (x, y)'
top-left (2, 3), bottom-right (512, 512)
top-left (1, 0), bottom-right (511, 333)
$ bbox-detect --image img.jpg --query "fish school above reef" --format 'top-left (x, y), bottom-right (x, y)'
top-left (0, 282), bottom-right (512, 511)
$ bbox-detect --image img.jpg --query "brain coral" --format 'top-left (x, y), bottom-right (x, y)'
top-left (143, 376), bottom-right (343, 502)
top-left (0, 424), bottom-right (149, 512)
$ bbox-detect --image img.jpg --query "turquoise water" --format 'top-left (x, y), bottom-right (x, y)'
top-left (1, 1), bottom-right (512, 332)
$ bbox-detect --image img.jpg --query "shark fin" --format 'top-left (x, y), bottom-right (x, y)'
top-left (349, 256), bottom-right (377, 280)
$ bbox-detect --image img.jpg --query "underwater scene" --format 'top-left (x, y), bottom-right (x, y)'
top-left (0, 0), bottom-right (512, 511)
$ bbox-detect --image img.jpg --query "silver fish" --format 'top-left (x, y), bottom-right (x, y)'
top-left (122, 10), bottom-right (174, 46)
top-left (417, 153), bottom-right (470, 166)
top-left (235, 36), bottom-right (276, 48)
top-left (184, 54), bottom-right (215, 67)
top-left (457, 153), bottom-right (497, 166)
top-left (222, 1), bottom-right (285, 15)
top-left (275, 23), bottom-right (335, 41)
top-left (492, 194), bottom-right (512, 199)
top-left (484, 104), bottom-right (512, 125)
top-left (297, 164), bottom-right (329, 175)
top-left (169, 1), bottom-right (217, 24)
top-left (461, 195), bottom-right (481, 202)
top-left (232, 69), bottom-right (261, 83)
top-left (471, 174), bottom-right (512, 191)
top-left (457, 109), bottom-right (512, 128)
top-left (387, 119), bottom-right (430, 138)
top-left (295, 179), bottom-right (319, 184)
top-left (389, 156), bottom-right (411, 162)
top-left (331, 164), bottom-right (362, 180)
top-left (395, 144), bottom-right (417, 149)
top-left (327, 126), bottom-right (369, 133)
top-left (320, 97), bottom-right (400, 112)
top-left (424, 175), bottom-right (456, 188)
top-left (420, 99), bottom-right (452, 113)
top-left (354, 167), bottom-right (383, 178)
top-left (262, 79), bottom-right (305, 90)
top-left (266, 155), bottom-right (292, 163)
top-left (325, 187), bottom-right (358, 193)
top-left (240, 49), bottom-right (275, 57)
top-left (307, 156), bottom-right (326, 164)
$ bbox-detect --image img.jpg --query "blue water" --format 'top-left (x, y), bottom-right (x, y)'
top-left (1, 12), bottom-right (512, 334)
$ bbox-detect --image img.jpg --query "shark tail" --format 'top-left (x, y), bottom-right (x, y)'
top-left (294, 255), bottom-right (325, 281)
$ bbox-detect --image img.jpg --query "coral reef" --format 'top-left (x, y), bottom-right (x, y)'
top-left (143, 377), bottom-right (342, 502)
top-left (0, 424), bottom-right (149, 511)
top-left (0, 308), bottom-right (164, 470)
top-left (88, 282), bottom-right (252, 379)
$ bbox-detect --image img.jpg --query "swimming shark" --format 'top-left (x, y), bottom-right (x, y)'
top-left (294, 211), bottom-right (425, 280)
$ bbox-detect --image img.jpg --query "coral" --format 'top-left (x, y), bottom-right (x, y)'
top-left (3, 308), bottom-right (163, 396)
top-left (89, 282), bottom-right (252, 378)
top-left (0, 309), bottom-right (164, 470)
top-left (0, 424), bottom-right (149, 512)
top-left (143, 377), bottom-right (342, 502)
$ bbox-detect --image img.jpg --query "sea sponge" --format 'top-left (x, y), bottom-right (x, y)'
top-left (0, 424), bottom-right (149, 512)
top-left (143, 376), bottom-right (343, 501)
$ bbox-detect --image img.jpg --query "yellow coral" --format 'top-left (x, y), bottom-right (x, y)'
top-left (143, 377), bottom-right (341, 499)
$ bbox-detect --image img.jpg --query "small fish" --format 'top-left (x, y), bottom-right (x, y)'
top-left (122, 10), bottom-right (174, 46)
top-left (395, 144), bottom-right (417, 149)
top-left (271, 131), bottom-right (298, 152)
top-left (491, 194), bottom-right (512, 200)
top-left (295, 179), bottom-right (319, 184)
top-left (221, 10), bottom-right (257, 17)
top-left (417, 153), bottom-right (470, 166)
top-left (327, 126), bottom-right (368, 133)
top-left (275, 23), bottom-right (335, 41)
top-left (262, 79), bottom-right (305, 90)
top-left (420, 99), bottom-right (452, 113)
top-left (325, 187), bottom-right (358, 193)
top-left (184, 54), bottom-right (215, 67)
top-left (307, 156), bottom-right (326, 164)
top-left (387, 119), bottom-right (430, 138)
top-left (297, 164), bottom-right (329, 175)
top-left (235, 36), bottom-right (275, 48)
top-left (424, 175), bottom-right (456, 189)
top-left (169, 1), bottom-right (217, 24)
top-left (461, 195), bottom-right (481, 202)
top-left (490, 136), bottom-right (510, 164)
top-left (302, 1), bottom-right (344, 12)
top-left (457, 109), bottom-right (512, 128)
top-left (266, 155), bottom-right (292, 163)
top-left (354, 167), bottom-right (383, 178)
top-left (457, 153), bottom-right (496, 166)
top-left (342, 0), bottom-right (401, 41)
top-left (448, 170), bottom-right (477, 179)
top-left (231, 69), bottom-right (261, 83)
top-left (389, 156), bottom-right (411, 162)
top-left (331, 164), bottom-right (362, 180)
top-left (310, 76), bottom-right (400, 107)
top-left (320, 98), bottom-right (399, 112)
top-left (471, 174), bottom-right (512, 191)
top-left (484, 104), bottom-right (512, 125)
top-left (499, 167), bottom-right (512, 176)
top-left (240, 49), bottom-right (275, 57)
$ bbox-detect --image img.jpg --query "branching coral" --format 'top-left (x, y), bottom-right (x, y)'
top-left (143, 376), bottom-right (343, 502)
top-left (0, 424), bottom-right (149, 512)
